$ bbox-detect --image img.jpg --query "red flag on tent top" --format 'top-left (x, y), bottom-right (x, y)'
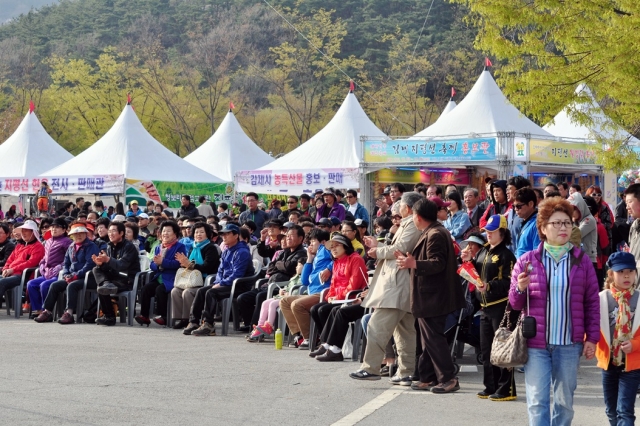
top-left (29, 100), bottom-right (35, 113)
top-left (349, 80), bottom-right (355, 93)
top-left (451, 87), bottom-right (456, 98)
top-left (127, 93), bottom-right (132, 105)
top-left (485, 57), bottom-right (493, 68)
top-left (229, 101), bottom-right (235, 111)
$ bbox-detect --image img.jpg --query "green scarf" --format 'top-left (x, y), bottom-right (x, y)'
top-left (543, 242), bottom-right (573, 263)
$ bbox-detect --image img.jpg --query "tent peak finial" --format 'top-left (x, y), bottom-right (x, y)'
top-left (29, 100), bottom-right (35, 114)
top-left (484, 57), bottom-right (492, 70)
top-left (349, 80), bottom-right (355, 93)
top-left (229, 101), bottom-right (235, 112)
top-left (127, 92), bottom-right (131, 105)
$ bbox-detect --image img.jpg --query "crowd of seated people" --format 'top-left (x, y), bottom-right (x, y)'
top-left (1, 180), bottom-right (613, 417)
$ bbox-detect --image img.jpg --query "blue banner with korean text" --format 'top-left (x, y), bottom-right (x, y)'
top-left (363, 138), bottom-right (497, 163)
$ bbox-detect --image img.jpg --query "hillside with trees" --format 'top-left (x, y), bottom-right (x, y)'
top-left (0, 0), bottom-right (483, 156)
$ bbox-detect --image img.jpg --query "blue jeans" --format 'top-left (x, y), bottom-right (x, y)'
top-left (361, 313), bottom-right (372, 336)
top-left (524, 343), bottom-right (583, 426)
top-left (27, 276), bottom-right (58, 311)
top-left (602, 364), bottom-right (640, 426)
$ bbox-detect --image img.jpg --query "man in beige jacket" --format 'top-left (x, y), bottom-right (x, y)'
top-left (350, 192), bottom-right (423, 382)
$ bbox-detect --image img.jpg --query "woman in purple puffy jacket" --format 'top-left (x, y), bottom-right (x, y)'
top-left (509, 197), bottom-right (599, 426)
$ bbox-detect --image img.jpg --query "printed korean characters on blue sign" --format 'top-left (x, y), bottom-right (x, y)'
top-left (363, 137), bottom-right (497, 163)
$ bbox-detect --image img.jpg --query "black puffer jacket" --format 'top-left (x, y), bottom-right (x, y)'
top-left (472, 240), bottom-right (516, 318)
top-left (179, 203), bottom-right (199, 218)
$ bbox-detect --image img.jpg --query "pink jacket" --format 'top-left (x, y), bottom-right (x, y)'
top-left (509, 243), bottom-right (600, 349)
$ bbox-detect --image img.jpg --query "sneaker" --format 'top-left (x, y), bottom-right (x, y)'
top-left (389, 375), bottom-right (412, 386)
top-left (431, 378), bottom-right (460, 394)
top-left (172, 319), bottom-right (189, 329)
top-left (477, 390), bottom-right (492, 399)
top-left (489, 393), bottom-right (517, 402)
top-left (289, 335), bottom-right (304, 348)
top-left (411, 381), bottom-right (438, 391)
top-left (22, 302), bottom-right (30, 311)
top-left (96, 316), bottom-right (116, 326)
top-left (259, 322), bottom-right (274, 336)
top-left (349, 370), bottom-right (381, 381)
top-left (34, 311), bottom-right (53, 323)
top-left (247, 326), bottom-right (263, 341)
top-left (380, 365), bottom-right (391, 377)
top-left (192, 322), bottom-right (216, 336)
top-left (298, 339), bottom-right (310, 350)
top-left (97, 282), bottom-right (118, 295)
top-left (183, 322), bottom-right (199, 335)
top-left (57, 312), bottom-right (75, 325)
top-left (247, 333), bottom-right (265, 343)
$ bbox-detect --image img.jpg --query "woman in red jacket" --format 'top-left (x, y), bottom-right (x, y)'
top-left (0, 220), bottom-right (45, 304)
top-left (308, 233), bottom-right (367, 351)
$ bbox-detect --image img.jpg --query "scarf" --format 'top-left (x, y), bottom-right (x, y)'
top-left (543, 242), bottom-right (573, 263)
top-left (611, 285), bottom-right (635, 366)
top-left (189, 240), bottom-right (210, 265)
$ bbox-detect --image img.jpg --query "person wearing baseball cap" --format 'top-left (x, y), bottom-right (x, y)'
top-left (127, 200), bottom-right (142, 217)
top-left (315, 188), bottom-right (346, 223)
top-left (0, 220), bottom-right (45, 312)
top-left (34, 222), bottom-right (100, 324)
top-left (188, 222), bottom-right (252, 336)
top-left (429, 196), bottom-right (451, 222)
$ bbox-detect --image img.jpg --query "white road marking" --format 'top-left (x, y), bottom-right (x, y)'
top-left (331, 387), bottom-right (405, 426)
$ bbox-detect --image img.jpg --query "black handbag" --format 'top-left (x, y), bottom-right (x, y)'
top-left (521, 286), bottom-right (537, 339)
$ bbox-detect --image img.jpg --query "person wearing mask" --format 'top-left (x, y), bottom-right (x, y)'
top-left (395, 198), bottom-right (466, 394)
top-left (509, 196), bottom-right (599, 425)
top-left (514, 188), bottom-right (541, 258)
top-left (178, 195), bottom-right (199, 219)
top-left (27, 218), bottom-right (72, 318)
top-left (315, 188), bottom-right (346, 223)
top-left (461, 214), bottom-right (518, 401)
top-left (479, 180), bottom-right (511, 229)
top-left (171, 222), bottom-right (221, 329)
top-left (239, 192), bottom-right (269, 238)
top-left (34, 223), bottom-right (99, 324)
top-left (569, 192), bottom-right (598, 269)
top-left (345, 190), bottom-right (369, 222)
top-left (91, 222), bottom-right (141, 326)
top-left (463, 187), bottom-right (485, 229)
top-left (135, 221), bottom-right (188, 327)
top-left (280, 229), bottom-right (333, 348)
top-left (0, 221), bottom-right (45, 305)
top-left (0, 224), bottom-right (16, 268)
top-left (443, 192), bottom-right (471, 245)
top-left (349, 192), bottom-right (422, 383)
top-left (186, 224), bottom-right (252, 336)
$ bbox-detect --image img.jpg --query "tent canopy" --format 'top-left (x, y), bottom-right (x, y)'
top-left (0, 110), bottom-right (73, 177)
top-left (42, 105), bottom-right (224, 183)
top-left (185, 111), bottom-right (272, 182)
top-left (434, 100), bottom-right (456, 124)
top-left (258, 91), bottom-right (386, 171)
top-left (543, 84), bottom-right (640, 143)
top-left (414, 70), bottom-right (552, 137)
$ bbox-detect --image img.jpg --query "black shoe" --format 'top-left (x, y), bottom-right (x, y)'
top-left (96, 316), bottom-right (116, 326)
top-left (477, 390), bottom-right (493, 399)
top-left (82, 311), bottom-right (97, 324)
top-left (309, 345), bottom-right (327, 358)
top-left (380, 365), bottom-right (391, 376)
top-left (489, 393), bottom-right (516, 401)
top-left (349, 370), bottom-right (381, 381)
top-left (316, 350), bottom-right (344, 362)
top-left (172, 319), bottom-right (189, 329)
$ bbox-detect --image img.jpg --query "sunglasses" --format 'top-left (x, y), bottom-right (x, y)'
top-left (593, 193), bottom-right (602, 197)
top-left (513, 203), bottom-right (526, 210)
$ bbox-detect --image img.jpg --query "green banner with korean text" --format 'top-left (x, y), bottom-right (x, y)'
top-left (125, 179), bottom-right (234, 208)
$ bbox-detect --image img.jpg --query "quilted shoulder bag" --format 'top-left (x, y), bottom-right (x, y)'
top-left (490, 304), bottom-right (528, 368)
top-left (174, 262), bottom-right (204, 289)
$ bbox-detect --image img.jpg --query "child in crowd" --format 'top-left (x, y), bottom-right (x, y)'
top-left (247, 258), bottom-right (304, 342)
top-left (597, 251), bottom-right (640, 426)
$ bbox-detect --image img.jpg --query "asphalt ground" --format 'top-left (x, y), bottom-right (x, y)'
top-left (1, 314), bottom-right (611, 425)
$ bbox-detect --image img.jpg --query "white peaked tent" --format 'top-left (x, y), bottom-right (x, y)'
top-left (543, 84), bottom-right (640, 143)
top-left (414, 70), bottom-right (552, 137)
top-left (259, 91), bottom-right (386, 170)
top-left (236, 90), bottom-right (386, 193)
top-left (0, 109), bottom-right (73, 177)
top-left (42, 104), bottom-right (224, 183)
top-left (184, 110), bottom-right (272, 182)
top-left (434, 100), bottom-right (456, 124)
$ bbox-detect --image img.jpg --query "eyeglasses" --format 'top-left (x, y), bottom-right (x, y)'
top-left (288, 201), bottom-right (297, 204)
top-left (513, 203), bottom-right (526, 210)
top-left (346, 195), bottom-right (355, 199)
top-left (547, 220), bottom-right (572, 229)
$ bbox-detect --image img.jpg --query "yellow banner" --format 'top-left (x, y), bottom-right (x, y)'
top-left (529, 139), bottom-right (597, 164)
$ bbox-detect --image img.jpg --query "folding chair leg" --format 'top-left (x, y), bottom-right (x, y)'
top-left (309, 319), bottom-right (317, 352)
top-left (352, 319), bottom-right (362, 362)
top-left (221, 299), bottom-right (230, 336)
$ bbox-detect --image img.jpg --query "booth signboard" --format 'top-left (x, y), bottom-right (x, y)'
top-left (363, 138), bottom-right (497, 163)
top-left (0, 175), bottom-right (124, 195)
top-left (514, 137), bottom-right (528, 161)
top-left (529, 139), bottom-right (597, 164)
top-left (375, 169), bottom-right (470, 186)
top-left (235, 168), bottom-right (359, 194)
top-left (126, 179), bottom-right (234, 208)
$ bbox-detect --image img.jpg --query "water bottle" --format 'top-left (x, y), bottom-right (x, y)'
top-left (275, 328), bottom-right (283, 350)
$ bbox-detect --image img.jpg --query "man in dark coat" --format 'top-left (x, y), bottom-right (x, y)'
top-left (396, 197), bottom-right (465, 394)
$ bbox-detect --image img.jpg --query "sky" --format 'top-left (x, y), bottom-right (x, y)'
top-left (0, 0), bottom-right (58, 24)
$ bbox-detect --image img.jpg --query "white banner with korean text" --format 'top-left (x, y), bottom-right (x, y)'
top-left (0, 175), bottom-right (125, 195)
top-left (235, 168), bottom-right (359, 194)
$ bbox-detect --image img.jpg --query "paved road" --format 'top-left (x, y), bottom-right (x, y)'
top-left (1, 315), bottom-right (609, 425)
